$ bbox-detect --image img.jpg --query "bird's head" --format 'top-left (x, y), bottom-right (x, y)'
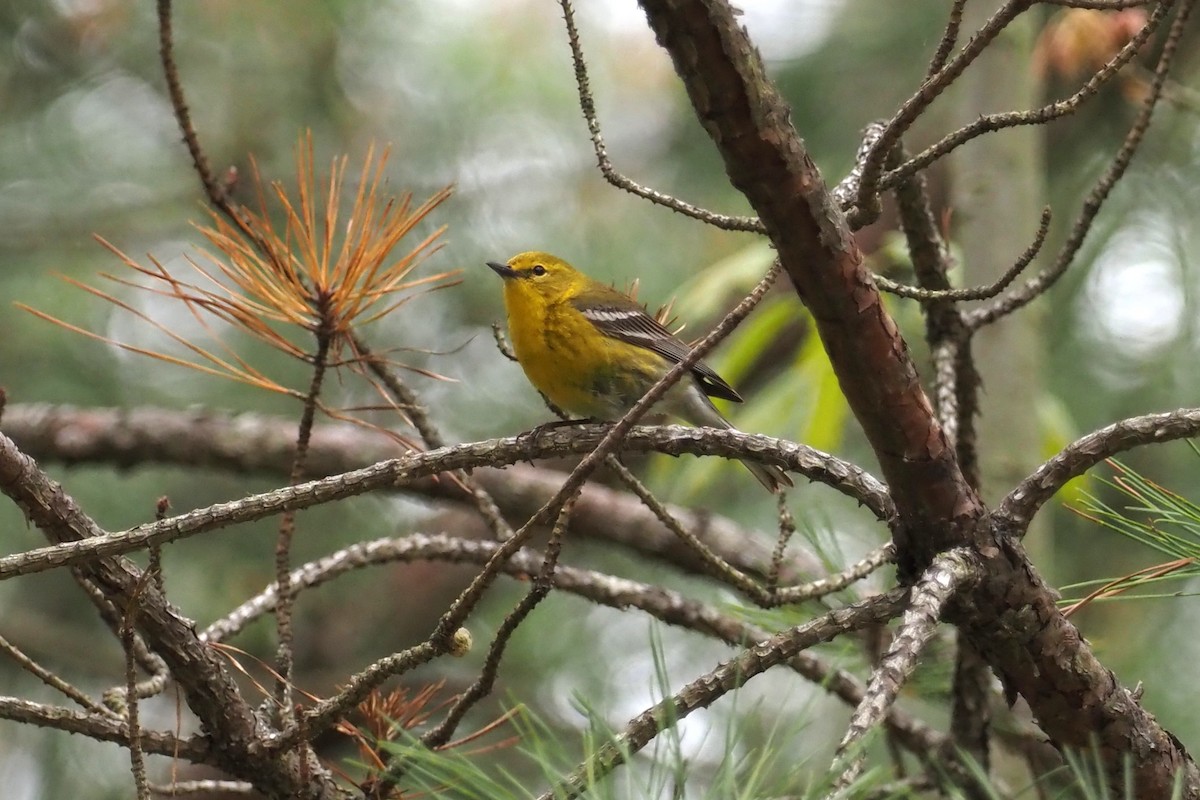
top-left (487, 252), bottom-right (581, 303)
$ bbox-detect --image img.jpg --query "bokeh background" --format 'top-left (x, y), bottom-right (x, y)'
top-left (2, 1), bottom-right (1199, 797)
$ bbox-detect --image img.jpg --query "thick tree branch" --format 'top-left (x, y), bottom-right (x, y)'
top-left (638, 0), bottom-right (980, 571)
top-left (635, 0), bottom-right (1199, 795)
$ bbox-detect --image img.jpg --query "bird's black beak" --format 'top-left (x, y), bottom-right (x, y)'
top-left (487, 261), bottom-right (516, 279)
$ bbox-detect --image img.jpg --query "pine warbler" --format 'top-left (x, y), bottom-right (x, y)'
top-left (487, 251), bottom-right (792, 493)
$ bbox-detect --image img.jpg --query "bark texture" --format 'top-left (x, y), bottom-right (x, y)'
top-left (637, 0), bottom-right (1198, 795)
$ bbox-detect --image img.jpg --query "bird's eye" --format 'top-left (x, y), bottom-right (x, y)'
top-left (531, 264), bottom-right (547, 276)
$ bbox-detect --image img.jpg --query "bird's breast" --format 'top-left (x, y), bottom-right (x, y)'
top-left (506, 297), bottom-right (626, 418)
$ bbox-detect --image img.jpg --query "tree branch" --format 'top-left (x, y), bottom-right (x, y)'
top-left (968, 0), bottom-right (1189, 327)
top-left (831, 549), bottom-right (974, 790)
top-left (537, 589), bottom-right (910, 800)
top-left (996, 408), bottom-right (1200, 533)
top-left (198, 532), bottom-right (943, 759)
top-left (557, 0), bottom-right (764, 233)
top-left (884, 1), bottom-right (1172, 195)
top-left (0, 433), bottom-right (345, 799)
top-left (634, 0), bottom-right (1199, 794)
top-left (1, 403), bottom-right (833, 582)
top-left (0, 696), bottom-right (209, 761)
top-left (639, 0), bottom-right (981, 570)
top-left (0, 423), bottom-right (887, 582)
top-left (852, 0), bottom-right (1033, 220)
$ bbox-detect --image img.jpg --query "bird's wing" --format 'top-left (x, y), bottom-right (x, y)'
top-left (573, 299), bottom-right (743, 403)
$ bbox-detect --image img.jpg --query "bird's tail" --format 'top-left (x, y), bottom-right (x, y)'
top-left (741, 451), bottom-right (794, 494)
top-left (676, 385), bottom-right (793, 494)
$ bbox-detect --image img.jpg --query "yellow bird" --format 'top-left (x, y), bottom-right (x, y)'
top-left (487, 251), bottom-right (791, 493)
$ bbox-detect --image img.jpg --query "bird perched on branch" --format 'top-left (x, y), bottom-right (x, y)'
top-left (487, 251), bottom-right (791, 493)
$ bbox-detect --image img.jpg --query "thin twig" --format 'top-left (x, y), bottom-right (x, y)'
top-left (271, 501), bottom-right (564, 751)
top-left (157, 0), bottom-right (268, 251)
top-left (604, 455), bottom-right (771, 601)
top-left (927, 0), bottom-right (969, 78)
top-left (767, 493), bottom-right (797, 593)
top-left (850, 0), bottom-right (1034, 224)
top-left (103, 645), bottom-right (169, 708)
top-left (558, 0), bottom-right (764, 233)
top-left (123, 585), bottom-right (152, 800)
top-left (74, 576), bottom-right (170, 708)
top-left (421, 500), bottom-right (574, 748)
top-left (969, 0), bottom-right (1192, 326)
top-left (771, 544), bottom-right (895, 605)
top-left (199, 531), bottom-right (947, 759)
top-left (885, 2), bottom-right (1172, 194)
top-left (537, 589), bottom-right (910, 800)
top-left (876, 207), bottom-right (1051, 303)
top-left (157, 0), bottom-right (222, 209)
top-left (365, 505), bottom-right (578, 796)
top-left (352, 334), bottom-right (445, 449)
top-left (0, 633), bottom-right (114, 716)
top-left (274, 329), bottom-right (332, 722)
top-left (353, 336), bottom-right (516, 543)
top-left (150, 495), bottom-right (169, 596)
